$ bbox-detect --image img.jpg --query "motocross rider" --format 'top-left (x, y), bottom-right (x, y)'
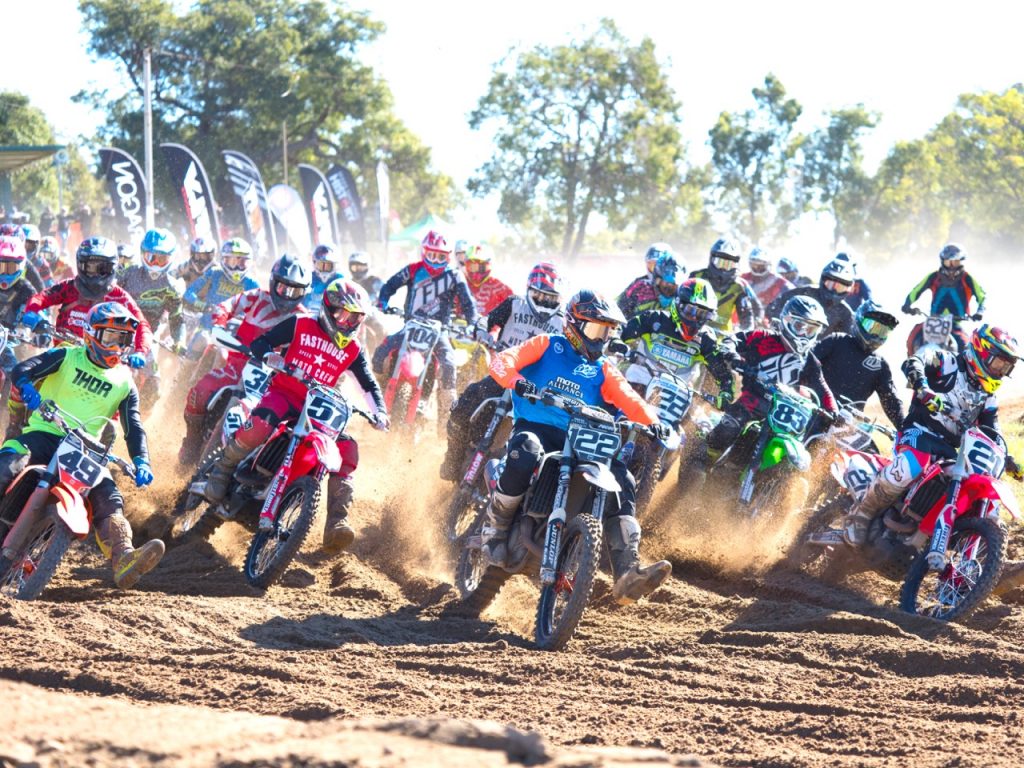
top-left (0, 236), bottom-right (36, 379)
top-left (842, 325), bottom-right (1022, 546)
top-left (768, 258), bottom-right (855, 337)
top-left (21, 224), bottom-right (54, 288)
top-left (202, 279), bottom-right (389, 554)
top-left (440, 262), bottom-right (565, 482)
top-left (119, 228), bottom-right (187, 409)
top-left (691, 238), bottom-right (762, 333)
top-left (778, 256), bottom-right (813, 288)
top-left (348, 251), bottom-right (383, 301)
top-left (462, 244), bottom-right (513, 316)
top-left (305, 243), bottom-right (344, 314)
top-left (174, 237), bottom-right (217, 288)
top-left (833, 252), bottom-right (874, 312)
top-left (0, 224), bottom-right (46, 292)
top-left (179, 254), bottom-right (311, 463)
top-left (741, 247), bottom-right (792, 308)
top-left (115, 244), bottom-right (137, 279)
top-left (616, 243), bottom-right (681, 320)
top-left (182, 238), bottom-right (260, 331)
top-left (37, 237), bottom-right (72, 283)
top-left (902, 243), bottom-right (986, 354)
top-left (372, 230), bottom-right (478, 421)
top-left (0, 302), bottom-right (162, 588)
top-left (812, 300), bottom-right (904, 429)
top-left (682, 295), bottom-right (839, 484)
top-left (483, 289), bottom-right (674, 604)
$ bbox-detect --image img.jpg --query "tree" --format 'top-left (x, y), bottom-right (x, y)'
top-left (708, 73), bottom-right (803, 244)
top-left (77, 0), bottom-right (454, 226)
top-left (468, 18), bottom-right (689, 259)
top-left (800, 105), bottom-right (879, 248)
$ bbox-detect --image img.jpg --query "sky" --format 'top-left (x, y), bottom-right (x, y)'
top-left (5, 0), bottom-right (1024, 251)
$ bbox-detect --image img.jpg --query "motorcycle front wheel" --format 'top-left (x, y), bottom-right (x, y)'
top-left (534, 513), bottom-right (602, 651)
top-left (0, 507), bottom-right (73, 601)
top-left (244, 474), bottom-right (321, 590)
top-left (168, 447), bottom-right (222, 544)
top-left (900, 516), bottom-right (1006, 622)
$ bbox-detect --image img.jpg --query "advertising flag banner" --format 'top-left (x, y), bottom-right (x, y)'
top-left (98, 147), bottom-right (148, 242)
top-left (325, 164), bottom-right (366, 249)
top-left (160, 143), bottom-right (221, 246)
top-left (222, 150), bottom-right (278, 264)
top-left (297, 164), bottom-right (338, 247)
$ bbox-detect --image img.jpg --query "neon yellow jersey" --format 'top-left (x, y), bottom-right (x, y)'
top-left (26, 346), bottom-right (134, 440)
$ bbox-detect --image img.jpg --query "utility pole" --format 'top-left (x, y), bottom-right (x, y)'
top-left (282, 120), bottom-right (288, 186)
top-left (143, 47), bottom-right (155, 229)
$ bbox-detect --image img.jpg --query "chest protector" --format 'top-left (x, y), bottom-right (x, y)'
top-left (498, 296), bottom-right (564, 348)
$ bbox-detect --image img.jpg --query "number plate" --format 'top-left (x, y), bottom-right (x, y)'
top-left (241, 361), bottom-right (270, 398)
top-left (303, 391), bottom-right (351, 438)
top-left (923, 315), bottom-right (954, 343)
top-left (568, 418), bottom-right (620, 463)
top-left (56, 438), bottom-right (102, 491)
top-left (406, 321), bottom-right (440, 352)
top-left (652, 375), bottom-right (691, 425)
top-left (649, 341), bottom-right (693, 370)
top-left (963, 428), bottom-right (1004, 477)
top-left (767, 393), bottom-right (813, 436)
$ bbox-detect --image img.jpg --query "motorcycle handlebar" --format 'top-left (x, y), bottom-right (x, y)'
top-left (37, 400), bottom-right (133, 473)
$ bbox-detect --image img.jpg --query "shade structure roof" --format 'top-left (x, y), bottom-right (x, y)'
top-left (0, 145), bottom-right (64, 173)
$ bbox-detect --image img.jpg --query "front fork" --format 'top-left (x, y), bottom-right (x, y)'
top-left (925, 479), bottom-right (962, 571)
top-left (739, 429), bottom-right (770, 505)
top-left (539, 458), bottom-right (608, 586)
top-left (257, 435), bottom-right (299, 530)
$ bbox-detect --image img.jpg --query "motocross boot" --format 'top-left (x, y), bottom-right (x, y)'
top-left (178, 412), bottom-right (205, 466)
top-left (96, 514), bottom-right (165, 589)
top-left (203, 437), bottom-right (250, 503)
top-left (605, 516), bottom-right (672, 605)
top-left (481, 489), bottom-right (523, 568)
top-left (994, 560), bottom-right (1024, 598)
top-left (843, 473), bottom-right (903, 547)
top-left (322, 476), bottom-right (355, 555)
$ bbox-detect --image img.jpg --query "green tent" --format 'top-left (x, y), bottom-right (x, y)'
top-left (389, 213), bottom-right (452, 245)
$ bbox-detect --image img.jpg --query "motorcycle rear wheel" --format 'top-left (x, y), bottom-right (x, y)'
top-left (0, 508), bottom-right (73, 601)
top-left (244, 474), bottom-right (320, 590)
top-left (392, 381), bottom-right (415, 435)
top-left (900, 516), bottom-right (1006, 622)
top-left (534, 513), bottom-right (602, 651)
top-left (169, 448), bottom-right (222, 543)
top-left (633, 448), bottom-right (662, 522)
top-left (445, 484), bottom-right (479, 545)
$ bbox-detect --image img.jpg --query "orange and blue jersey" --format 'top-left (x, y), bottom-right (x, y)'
top-left (904, 270), bottom-right (986, 318)
top-left (489, 333), bottom-right (656, 431)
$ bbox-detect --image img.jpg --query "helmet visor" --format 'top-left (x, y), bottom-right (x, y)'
top-left (223, 255), bottom-right (250, 270)
top-left (274, 280), bottom-right (307, 300)
top-left (711, 255), bottom-right (738, 271)
top-left (786, 315), bottom-right (824, 339)
top-left (192, 249), bottom-right (214, 266)
top-left (423, 248), bottom-right (449, 266)
top-left (942, 257), bottom-right (964, 271)
top-left (680, 303), bottom-right (714, 326)
top-left (823, 278), bottom-right (852, 295)
top-left (350, 263), bottom-right (368, 278)
top-left (859, 316), bottom-right (895, 339)
top-left (80, 259), bottom-right (114, 278)
top-left (331, 307), bottom-right (365, 337)
top-left (144, 251), bottom-right (172, 268)
top-left (529, 288), bottom-right (559, 309)
top-left (749, 261), bottom-right (768, 274)
top-left (580, 321), bottom-right (615, 342)
top-left (96, 327), bottom-right (134, 348)
top-left (0, 260), bottom-right (23, 275)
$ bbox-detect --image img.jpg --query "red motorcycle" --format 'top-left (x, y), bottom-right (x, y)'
top-left (791, 391), bottom-right (1021, 621)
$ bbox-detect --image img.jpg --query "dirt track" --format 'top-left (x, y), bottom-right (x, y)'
top-left (3, 417), bottom-right (1024, 767)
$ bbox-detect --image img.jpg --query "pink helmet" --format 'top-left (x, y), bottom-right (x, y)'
top-left (420, 230), bottom-right (451, 275)
top-left (0, 236), bottom-right (28, 290)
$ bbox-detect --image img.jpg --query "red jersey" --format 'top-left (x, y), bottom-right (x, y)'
top-left (468, 275), bottom-right (514, 315)
top-left (25, 278), bottom-right (153, 354)
top-left (212, 288), bottom-right (308, 364)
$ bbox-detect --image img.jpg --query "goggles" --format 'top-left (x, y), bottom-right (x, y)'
top-left (222, 255), bottom-right (250, 270)
top-left (0, 260), bottom-right (23, 276)
top-left (859, 316), bottom-right (895, 339)
top-left (711, 255), bottom-right (738, 271)
top-left (314, 258), bottom-right (337, 274)
top-left (823, 278), bottom-right (852, 295)
top-left (96, 327), bottom-right (134, 347)
top-left (786, 315), bottom-right (824, 339)
top-left (465, 260), bottom-right (488, 274)
top-left (679, 304), bottom-right (714, 326)
top-left (580, 321), bottom-right (615, 342)
top-left (192, 250), bottom-right (215, 264)
top-left (529, 288), bottom-right (559, 309)
top-left (331, 307), bottom-right (365, 336)
top-left (274, 281), bottom-right (307, 300)
top-left (942, 258), bottom-right (964, 270)
top-left (986, 353), bottom-right (1016, 378)
top-left (144, 251), bottom-right (172, 268)
top-left (655, 277), bottom-right (678, 298)
top-left (749, 261), bottom-right (769, 274)
top-left (423, 248), bottom-right (449, 265)
top-left (79, 259), bottom-right (114, 277)
top-left (349, 263), bottom-right (368, 277)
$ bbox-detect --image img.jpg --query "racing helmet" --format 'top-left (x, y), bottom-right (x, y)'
top-left (748, 247), bottom-right (771, 275)
top-left (320, 278), bottom-right (369, 348)
top-left (672, 278), bottom-right (718, 341)
top-left (525, 262), bottom-right (562, 319)
top-left (452, 239), bottom-right (469, 267)
top-left (220, 238), bottom-right (253, 283)
top-left (348, 251), bottom-right (370, 279)
top-left (420, 230), bottom-right (451, 276)
top-left (269, 253), bottom-right (312, 313)
top-left (651, 252), bottom-right (682, 308)
top-left (84, 301), bottom-right (139, 369)
top-left (939, 243), bottom-right (967, 278)
top-left (189, 237), bottom-right (216, 271)
top-left (777, 256), bottom-right (800, 282)
top-left (0, 236), bottom-right (27, 290)
top-left (964, 325), bottom-right (1019, 394)
top-left (778, 294), bottom-right (827, 356)
top-left (38, 236), bottom-right (60, 268)
top-left (708, 237), bottom-right (741, 287)
top-left (21, 224), bottom-right (40, 254)
top-left (463, 243), bottom-right (493, 287)
top-left (819, 258), bottom-right (855, 302)
top-left (564, 289), bottom-right (625, 362)
top-left (852, 300), bottom-right (898, 353)
top-left (311, 243), bottom-right (340, 280)
top-left (644, 242), bottom-right (674, 276)
top-left (75, 237), bottom-right (118, 299)
top-left (140, 227), bottom-right (177, 274)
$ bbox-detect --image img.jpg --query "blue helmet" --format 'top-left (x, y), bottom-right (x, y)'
top-left (140, 228), bottom-right (177, 274)
top-left (652, 253), bottom-right (683, 308)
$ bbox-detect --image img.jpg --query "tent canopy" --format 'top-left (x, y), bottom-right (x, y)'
top-left (389, 213), bottom-right (452, 244)
top-left (0, 145), bottom-right (64, 173)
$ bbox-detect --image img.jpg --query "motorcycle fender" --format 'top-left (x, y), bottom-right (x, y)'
top-left (399, 350), bottom-right (426, 381)
top-left (661, 430), bottom-right (682, 453)
top-left (51, 486), bottom-right (90, 538)
top-left (760, 436), bottom-right (809, 472)
top-left (578, 462), bottom-right (621, 493)
top-left (955, 475), bottom-right (1022, 521)
top-left (288, 434), bottom-right (341, 483)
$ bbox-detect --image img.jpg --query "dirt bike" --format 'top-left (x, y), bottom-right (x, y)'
top-left (613, 344), bottom-right (694, 519)
top-left (456, 389), bottom-right (657, 651)
top-left (170, 349), bottom-right (372, 590)
top-left (443, 387), bottom-right (513, 546)
top-left (0, 402), bottom-right (135, 600)
top-left (905, 309), bottom-right (970, 356)
top-left (451, 317), bottom-right (492, 391)
top-left (790, 390), bottom-right (1020, 621)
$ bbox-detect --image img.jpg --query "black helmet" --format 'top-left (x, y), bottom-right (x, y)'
top-left (708, 237), bottom-right (741, 289)
top-left (269, 253), bottom-right (311, 313)
top-left (75, 236), bottom-right (118, 300)
top-left (778, 295), bottom-right (827, 356)
top-left (852, 300), bottom-right (898, 353)
top-left (819, 258), bottom-right (855, 302)
top-left (939, 243), bottom-right (966, 278)
top-left (564, 289), bottom-right (625, 362)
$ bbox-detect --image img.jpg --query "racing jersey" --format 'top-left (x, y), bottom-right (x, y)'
top-left (767, 286), bottom-right (854, 337)
top-left (732, 328), bottom-right (837, 414)
top-left (490, 333), bottom-right (656, 431)
top-left (902, 348), bottom-right (999, 445)
top-left (0, 280), bottom-right (36, 328)
top-left (183, 267), bottom-right (260, 329)
top-left (27, 251), bottom-right (54, 288)
top-left (119, 265), bottom-right (186, 343)
top-left (468, 275), bottom-right (514, 316)
top-left (741, 271), bottom-right (793, 308)
top-left (24, 279), bottom-right (153, 354)
top-left (813, 333), bottom-right (904, 427)
top-left (11, 345), bottom-right (147, 462)
top-left (620, 309), bottom-right (737, 392)
top-left (378, 262), bottom-right (478, 325)
top-left (616, 275), bottom-right (659, 320)
top-left (904, 270), bottom-right (986, 318)
top-left (690, 269), bottom-right (761, 332)
top-left (173, 261), bottom-right (208, 290)
top-left (486, 295), bottom-right (564, 348)
top-left (211, 289), bottom-right (308, 365)
top-left (248, 315), bottom-right (385, 413)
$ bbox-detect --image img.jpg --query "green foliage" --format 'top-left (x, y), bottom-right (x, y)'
top-left (469, 18), bottom-right (690, 259)
top-left (709, 74), bottom-right (803, 245)
top-left (800, 105), bottom-right (878, 248)
top-left (77, 0), bottom-right (454, 225)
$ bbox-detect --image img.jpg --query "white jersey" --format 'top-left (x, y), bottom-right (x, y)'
top-left (491, 295), bottom-right (564, 348)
